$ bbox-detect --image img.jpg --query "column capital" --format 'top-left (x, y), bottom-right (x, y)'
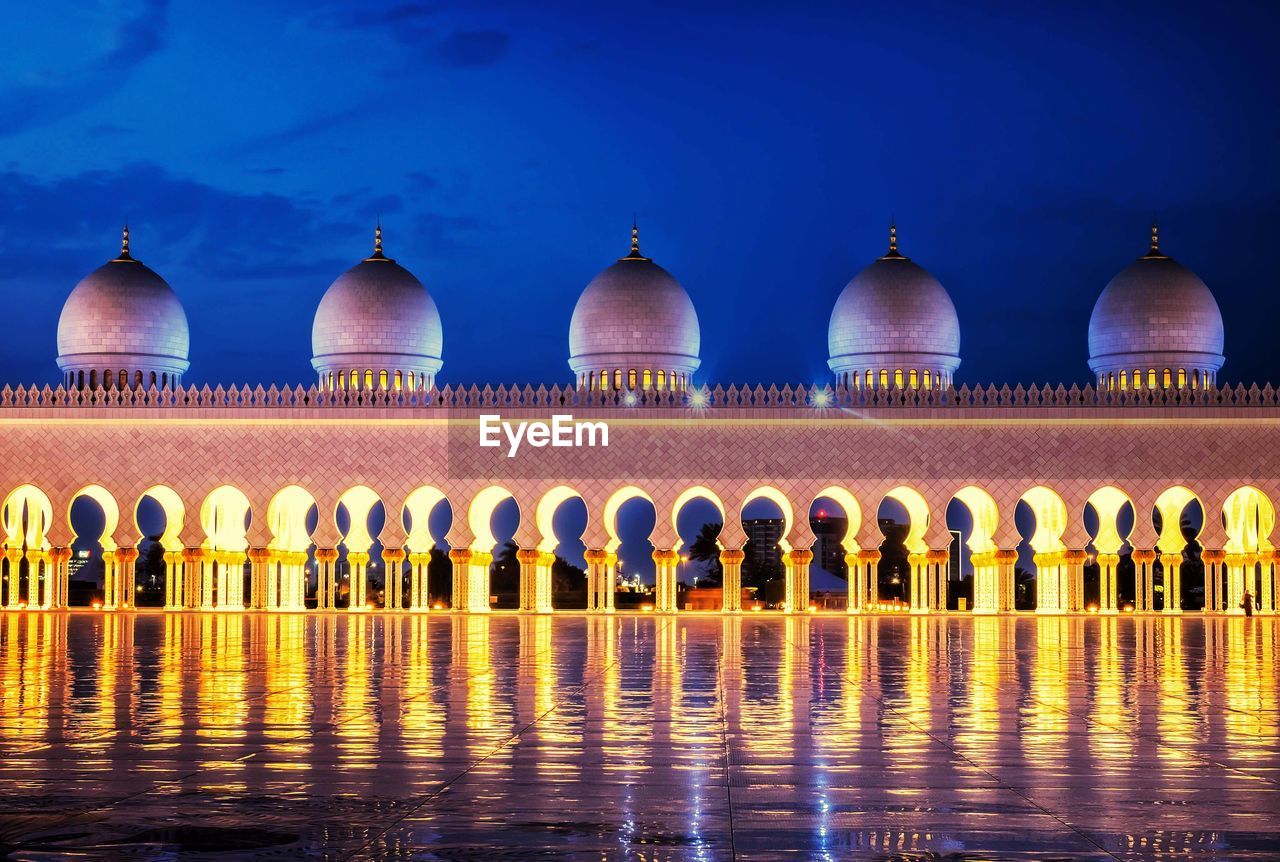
top-left (408, 551), bottom-right (431, 565)
top-left (907, 552), bottom-right (928, 566)
top-left (347, 551), bottom-right (371, 566)
top-left (857, 549), bottom-right (882, 563)
top-left (1270, 549), bottom-right (1280, 564)
top-left (246, 547), bottom-right (271, 564)
top-left (1063, 548), bottom-right (1089, 564)
top-left (115, 547), bottom-right (139, 564)
top-left (182, 547), bottom-right (209, 564)
top-left (583, 548), bottom-right (609, 565)
top-left (994, 548), bottom-right (1018, 564)
top-left (24, 548), bottom-right (48, 563)
top-left (1201, 549), bottom-right (1226, 564)
top-left (1131, 549), bottom-right (1157, 564)
top-left (1223, 552), bottom-right (1251, 566)
top-left (925, 549), bottom-right (949, 564)
top-left (448, 548), bottom-right (472, 565)
top-left (1032, 550), bottom-right (1063, 567)
top-left (1096, 552), bottom-right (1121, 566)
top-left (381, 548), bottom-right (406, 564)
top-left (719, 548), bottom-right (746, 565)
top-left (652, 548), bottom-right (680, 564)
top-left (787, 548), bottom-right (814, 565)
top-left (4, 547), bottom-right (23, 563)
top-left (315, 547), bottom-right (339, 563)
top-left (469, 551), bottom-right (494, 568)
top-left (1159, 552), bottom-right (1183, 567)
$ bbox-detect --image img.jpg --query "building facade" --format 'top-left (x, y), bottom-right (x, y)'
top-left (1, 221), bottom-right (1273, 617)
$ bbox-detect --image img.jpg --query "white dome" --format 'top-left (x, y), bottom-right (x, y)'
top-left (56, 229), bottom-right (190, 387)
top-left (311, 228), bottom-right (443, 389)
top-left (827, 227), bottom-right (960, 385)
top-left (1088, 229), bottom-right (1224, 383)
top-left (568, 226), bottom-right (700, 385)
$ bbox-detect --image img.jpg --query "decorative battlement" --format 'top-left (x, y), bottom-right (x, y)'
top-left (2, 381), bottom-right (1280, 411)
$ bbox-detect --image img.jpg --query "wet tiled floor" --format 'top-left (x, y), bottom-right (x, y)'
top-left (0, 613), bottom-right (1277, 860)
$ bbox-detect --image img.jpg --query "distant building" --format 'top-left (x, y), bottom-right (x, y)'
top-left (810, 509), bottom-right (848, 577)
top-left (742, 517), bottom-right (784, 569)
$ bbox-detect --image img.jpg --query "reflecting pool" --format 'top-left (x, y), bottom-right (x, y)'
top-left (0, 613), bottom-right (1277, 860)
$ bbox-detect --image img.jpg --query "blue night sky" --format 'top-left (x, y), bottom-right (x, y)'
top-left (1, 0), bottom-right (1278, 388)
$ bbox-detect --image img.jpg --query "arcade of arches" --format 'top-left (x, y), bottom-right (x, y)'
top-left (2, 402), bottom-right (1277, 618)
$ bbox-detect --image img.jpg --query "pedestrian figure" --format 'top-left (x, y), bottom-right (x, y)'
top-left (1242, 590), bottom-right (1254, 617)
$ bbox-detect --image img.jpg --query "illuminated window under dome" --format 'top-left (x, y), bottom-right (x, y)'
top-left (1088, 224), bottom-right (1224, 391)
top-left (827, 223), bottom-right (961, 390)
top-left (56, 226), bottom-right (191, 390)
top-left (311, 225), bottom-right (444, 392)
top-left (568, 221), bottom-right (701, 391)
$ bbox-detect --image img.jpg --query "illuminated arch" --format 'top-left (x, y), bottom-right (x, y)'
top-left (741, 486), bottom-right (795, 553)
top-left (535, 485), bottom-right (585, 553)
top-left (267, 485), bottom-right (317, 554)
top-left (672, 486), bottom-right (727, 540)
top-left (200, 485), bottom-right (252, 553)
top-left (2, 485), bottom-right (54, 551)
top-left (136, 485), bottom-right (185, 553)
top-left (952, 486), bottom-right (999, 555)
top-left (1020, 486), bottom-right (1069, 553)
top-left (1154, 486), bottom-right (1201, 554)
top-left (337, 485), bottom-right (382, 554)
top-left (69, 484), bottom-right (122, 553)
top-left (403, 486), bottom-right (449, 554)
top-left (1222, 486), bottom-right (1276, 554)
top-left (882, 486), bottom-right (929, 553)
top-left (1086, 485), bottom-right (1133, 555)
top-left (813, 485), bottom-right (862, 552)
top-left (602, 485), bottom-right (653, 553)
top-left (468, 485), bottom-right (517, 554)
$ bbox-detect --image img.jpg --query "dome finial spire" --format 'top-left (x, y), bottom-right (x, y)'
top-left (114, 219), bottom-right (134, 262)
top-left (881, 216), bottom-right (904, 259)
top-left (621, 214), bottom-right (649, 261)
top-left (1143, 218), bottom-right (1167, 259)
top-left (366, 218), bottom-right (390, 261)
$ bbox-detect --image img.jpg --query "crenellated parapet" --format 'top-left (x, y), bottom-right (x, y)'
top-left (3, 380), bottom-right (1280, 411)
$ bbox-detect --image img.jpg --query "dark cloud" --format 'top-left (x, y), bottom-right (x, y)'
top-left (0, 0), bottom-right (169, 138)
top-left (219, 106), bottom-right (366, 156)
top-left (434, 29), bottom-right (509, 66)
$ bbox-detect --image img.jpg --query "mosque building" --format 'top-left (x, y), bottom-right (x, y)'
top-left (6, 217), bottom-right (1277, 619)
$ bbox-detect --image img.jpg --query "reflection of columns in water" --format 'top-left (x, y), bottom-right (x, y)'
top-left (905, 616), bottom-right (937, 731)
top-left (1025, 616), bottom-right (1070, 767)
top-left (402, 614), bottom-right (443, 760)
top-left (451, 615), bottom-right (497, 756)
top-left (1201, 549), bottom-right (1224, 613)
top-left (0, 613), bottom-right (65, 747)
top-left (652, 549), bottom-right (679, 613)
top-left (262, 614), bottom-right (312, 764)
top-left (1089, 616), bottom-right (1131, 764)
top-left (336, 615), bottom-right (373, 759)
top-left (994, 548), bottom-right (1017, 612)
top-left (784, 548), bottom-right (813, 613)
top-left (1156, 616), bottom-right (1193, 768)
top-left (720, 548), bottom-right (744, 612)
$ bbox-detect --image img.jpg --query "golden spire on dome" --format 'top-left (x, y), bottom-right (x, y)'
top-left (880, 217), bottom-right (904, 260)
top-left (621, 214), bottom-right (650, 261)
top-left (366, 218), bottom-right (390, 261)
top-left (113, 220), bottom-right (135, 262)
top-left (1143, 219), bottom-right (1167, 259)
